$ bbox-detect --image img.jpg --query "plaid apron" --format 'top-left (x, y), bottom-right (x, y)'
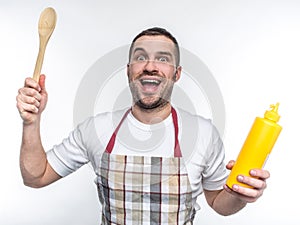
top-left (97, 108), bottom-right (195, 224)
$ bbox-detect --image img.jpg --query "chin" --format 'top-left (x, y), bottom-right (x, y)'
top-left (136, 98), bottom-right (169, 110)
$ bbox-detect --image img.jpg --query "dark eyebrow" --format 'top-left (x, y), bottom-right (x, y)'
top-left (157, 51), bottom-right (173, 57)
top-left (133, 48), bottom-right (173, 57)
top-left (133, 47), bottom-right (146, 54)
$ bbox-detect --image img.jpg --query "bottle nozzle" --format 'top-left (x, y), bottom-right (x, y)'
top-left (270, 103), bottom-right (279, 113)
top-left (264, 103), bottom-right (280, 122)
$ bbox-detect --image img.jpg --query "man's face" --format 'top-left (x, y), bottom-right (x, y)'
top-left (127, 35), bottom-right (181, 110)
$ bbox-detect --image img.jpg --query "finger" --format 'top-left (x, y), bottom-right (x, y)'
top-left (17, 94), bottom-right (41, 108)
top-left (17, 101), bottom-right (39, 114)
top-left (38, 74), bottom-right (46, 92)
top-left (18, 87), bottom-right (42, 101)
top-left (232, 184), bottom-right (263, 200)
top-left (237, 175), bottom-right (267, 190)
top-left (24, 77), bottom-right (41, 92)
top-left (223, 184), bottom-right (260, 203)
top-left (226, 160), bottom-right (235, 170)
top-left (250, 169), bottom-right (270, 180)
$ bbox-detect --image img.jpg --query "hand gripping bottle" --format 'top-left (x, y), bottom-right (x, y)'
top-left (226, 103), bottom-right (282, 189)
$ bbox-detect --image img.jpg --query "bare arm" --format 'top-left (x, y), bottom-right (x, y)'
top-left (204, 161), bottom-right (270, 216)
top-left (204, 188), bottom-right (247, 216)
top-left (17, 75), bottom-right (61, 188)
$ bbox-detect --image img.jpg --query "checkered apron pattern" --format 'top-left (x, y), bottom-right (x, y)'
top-left (96, 108), bottom-right (195, 224)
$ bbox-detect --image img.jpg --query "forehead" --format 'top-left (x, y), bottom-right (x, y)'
top-left (132, 35), bottom-right (176, 54)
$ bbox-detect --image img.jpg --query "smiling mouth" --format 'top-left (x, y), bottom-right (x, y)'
top-left (140, 79), bottom-right (162, 86)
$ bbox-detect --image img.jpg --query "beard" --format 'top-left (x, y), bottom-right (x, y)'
top-left (135, 92), bottom-right (171, 110)
top-left (129, 72), bottom-right (176, 111)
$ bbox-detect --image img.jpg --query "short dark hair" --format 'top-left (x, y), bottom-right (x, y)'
top-left (129, 27), bottom-right (180, 66)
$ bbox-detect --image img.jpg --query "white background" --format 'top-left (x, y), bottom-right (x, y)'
top-left (1, 0), bottom-right (299, 224)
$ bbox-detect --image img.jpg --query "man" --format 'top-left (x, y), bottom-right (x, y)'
top-left (16, 27), bottom-right (269, 224)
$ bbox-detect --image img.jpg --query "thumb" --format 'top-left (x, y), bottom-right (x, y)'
top-left (226, 160), bottom-right (235, 170)
top-left (38, 74), bottom-right (46, 92)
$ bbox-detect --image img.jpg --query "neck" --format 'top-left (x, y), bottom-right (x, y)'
top-left (131, 103), bottom-right (172, 124)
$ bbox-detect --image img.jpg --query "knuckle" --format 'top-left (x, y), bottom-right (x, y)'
top-left (252, 179), bottom-right (266, 190)
top-left (31, 105), bottom-right (38, 113)
top-left (35, 93), bottom-right (42, 101)
top-left (29, 97), bottom-right (36, 104)
top-left (25, 77), bottom-right (33, 83)
top-left (27, 88), bottom-right (37, 97)
top-left (16, 102), bottom-right (21, 110)
top-left (260, 180), bottom-right (267, 189)
top-left (247, 190), bottom-right (259, 200)
top-left (253, 191), bottom-right (260, 198)
top-left (24, 77), bottom-right (31, 85)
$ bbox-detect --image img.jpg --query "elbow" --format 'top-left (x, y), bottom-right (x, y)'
top-left (215, 210), bottom-right (234, 217)
top-left (22, 179), bottom-right (46, 189)
top-left (212, 204), bottom-right (246, 217)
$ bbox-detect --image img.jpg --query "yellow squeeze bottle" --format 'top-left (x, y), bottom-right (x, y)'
top-left (226, 103), bottom-right (282, 189)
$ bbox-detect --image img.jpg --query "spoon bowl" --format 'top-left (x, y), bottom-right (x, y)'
top-left (33, 7), bottom-right (57, 81)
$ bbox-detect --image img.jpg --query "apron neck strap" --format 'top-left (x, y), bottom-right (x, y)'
top-left (171, 107), bottom-right (182, 157)
top-left (105, 108), bottom-right (131, 153)
top-left (105, 107), bottom-right (182, 157)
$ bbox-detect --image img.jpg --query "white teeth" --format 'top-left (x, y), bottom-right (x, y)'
top-left (141, 79), bottom-right (160, 84)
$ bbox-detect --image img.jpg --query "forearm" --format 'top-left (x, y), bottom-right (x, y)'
top-left (210, 189), bottom-right (247, 216)
top-left (20, 119), bottom-right (47, 187)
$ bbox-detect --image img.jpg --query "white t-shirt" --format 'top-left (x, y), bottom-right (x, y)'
top-left (47, 107), bottom-right (228, 209)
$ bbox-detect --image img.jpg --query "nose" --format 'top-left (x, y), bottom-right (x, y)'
top-left (143, 60), bottom-right (159, 73)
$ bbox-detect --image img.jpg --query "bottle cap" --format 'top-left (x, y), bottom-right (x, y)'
top-left (264, 103), bottom-right (280, 122)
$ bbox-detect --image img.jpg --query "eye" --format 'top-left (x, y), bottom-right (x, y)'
top-left (158, 56), bottom-right (168, 62)
top-left (136, 55), bottom-right (146, 61)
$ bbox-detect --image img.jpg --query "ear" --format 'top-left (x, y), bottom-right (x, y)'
top-left (174, 66), bottom-right (182, 82)
top-left (126, 63), bottom-right (130, 78)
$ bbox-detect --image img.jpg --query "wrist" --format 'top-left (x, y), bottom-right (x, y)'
top-left (23, 117), bottom-right (41, 130)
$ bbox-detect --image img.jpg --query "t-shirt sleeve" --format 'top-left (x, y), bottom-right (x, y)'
top-left (201, 125), bottom-right (228, 190)
top-left (46, 119), bottom-right (91, 177)
top-left (46, 110), bottom-right (126, 177)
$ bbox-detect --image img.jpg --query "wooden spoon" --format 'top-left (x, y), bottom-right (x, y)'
top-left (32, 7), bottom-right (57, 81)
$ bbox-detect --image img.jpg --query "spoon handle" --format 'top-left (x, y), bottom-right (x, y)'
top-left (33, 38), bottom-right (48, 82)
